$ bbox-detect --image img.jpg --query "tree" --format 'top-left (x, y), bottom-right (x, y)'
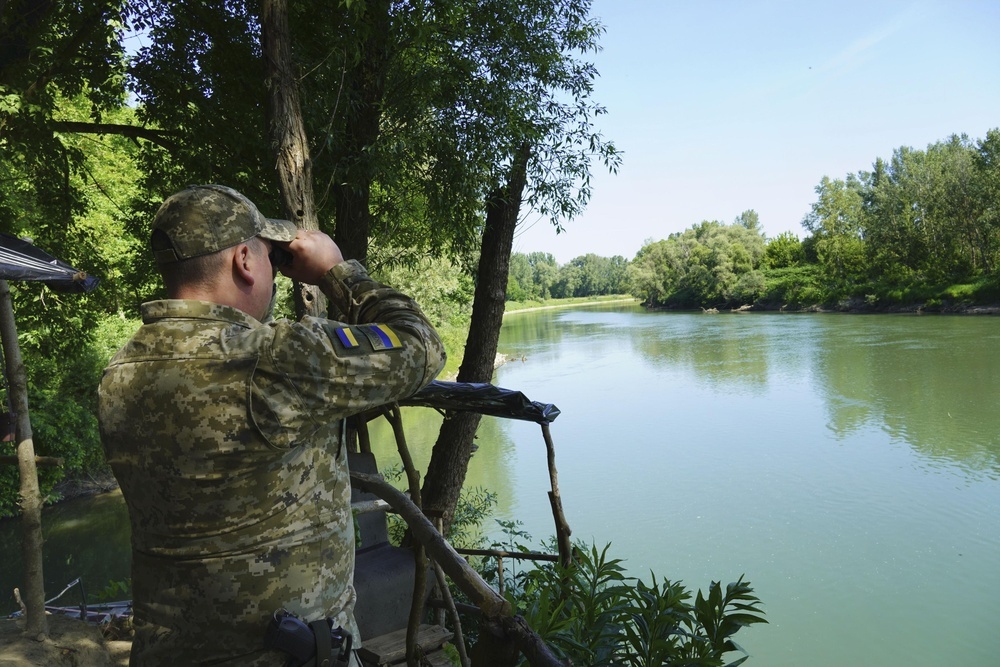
top-left (260, 0), bottom-right (326, 317)
top-left (507, 253), bottom-right (536, 301)
top-left (528, 252), bottom-right (560, 299)
top-left (972, 129), bottom-right (1000, 274)
top-left (764, 231), bottom-right (805, 269)
top-left (734, 208), bottom-right (762, 234)
top-left (802, 175), bottom-right (867, 285)
top-left (551, 263), bottom-right (582, 299)
top-left (419, 0), bottom-right (619, 531)
top-left (625, 220), bottom-right (764, 308)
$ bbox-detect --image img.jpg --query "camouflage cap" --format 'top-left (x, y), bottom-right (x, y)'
top-left (151, 184), bottom-right (298, 263)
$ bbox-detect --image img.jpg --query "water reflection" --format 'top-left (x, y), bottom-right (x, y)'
top-left (0, 491), bottom-right (131, 615)
top-left (494, 306), bottom-right (1000, 667)
top-left (814, 315), bottom-right (1000, 477)
top-left (365, 408), bottom-right (520, 523)
top-left (520, 308), bottom-right (1000, 476)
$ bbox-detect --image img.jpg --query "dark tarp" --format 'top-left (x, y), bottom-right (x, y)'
top-left (0, 233), bottom-right (99, 293)
top-left (401, 380), bottom-right (560, 424)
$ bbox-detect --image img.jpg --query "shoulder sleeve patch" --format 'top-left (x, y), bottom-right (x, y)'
top-left (334, 326), bottom-right (360, 349)
top-left (360, 324), bottom-right (404, 351)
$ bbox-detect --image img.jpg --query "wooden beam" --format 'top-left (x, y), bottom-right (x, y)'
top-left (0, 455), bottom-right (63, 467)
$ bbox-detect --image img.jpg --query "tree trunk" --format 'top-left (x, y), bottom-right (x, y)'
top-left (260, 0), bottom-right (323, 318)
top-left (332, 0), bottom-right (391, 268)
top-left (421, 143), bottom-right (531, 531)
top-left (0, 279), bottom-right (47, 638)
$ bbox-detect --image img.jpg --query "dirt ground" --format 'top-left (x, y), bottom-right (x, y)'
top-left (0, 616), bottom-right (130, 667)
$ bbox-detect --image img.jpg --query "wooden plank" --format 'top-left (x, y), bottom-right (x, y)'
top-left (357, 648), bottom-right (453, 667)
top-left (358, 624), bottom-right (453, 665)
top-left (420, 649), bottom-right (455, 667)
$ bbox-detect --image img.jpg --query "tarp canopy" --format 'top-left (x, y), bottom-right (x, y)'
top-left (401, 380), bottom-right (560, 424)
top-left (0, 233), bottom-right (99, 293)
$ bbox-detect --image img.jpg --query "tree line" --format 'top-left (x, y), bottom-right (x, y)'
top-left (507, 251), bottom-right (630, 301)
top-left (628, 130), bottom-right (1000, 310)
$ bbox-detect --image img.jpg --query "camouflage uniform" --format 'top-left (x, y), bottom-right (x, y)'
top-left (99, 186), bottom-right (445, 666)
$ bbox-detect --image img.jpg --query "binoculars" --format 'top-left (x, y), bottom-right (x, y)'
top-left (269, 245), bottom-right (293, 269)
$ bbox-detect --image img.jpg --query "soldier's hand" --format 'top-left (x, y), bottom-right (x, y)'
top-left (278, 230), bottom-right (344, 284)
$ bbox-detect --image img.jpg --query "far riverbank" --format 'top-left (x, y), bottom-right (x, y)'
top-left (504, 295), bottom-right (640, 316)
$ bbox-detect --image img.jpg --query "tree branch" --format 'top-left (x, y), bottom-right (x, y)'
top-left (50, 120), bottom-right (177, 151)
top-left (349, 471), bottom-right (567, 666)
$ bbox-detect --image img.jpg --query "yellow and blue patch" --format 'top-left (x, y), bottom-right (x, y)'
top-left (334, 326), bottom-right (360, 349)
top-left (360, 324), bottom-right (403, 351)
top-left (333, 324), bottom-right (403, 353)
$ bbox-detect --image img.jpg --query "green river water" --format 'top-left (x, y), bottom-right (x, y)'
top-left (2, 304), bottom-right (998, 666)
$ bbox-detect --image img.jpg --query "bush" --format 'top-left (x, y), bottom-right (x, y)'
top-left (758, 265), bottom-right (828, 308)
top-left (479, 522), bottom-right (766, 666)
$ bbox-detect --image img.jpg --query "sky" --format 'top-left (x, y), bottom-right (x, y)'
top-left (511, 0), bottom-right (1000, 264)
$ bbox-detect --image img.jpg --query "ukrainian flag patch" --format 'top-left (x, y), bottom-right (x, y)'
top-left (360, 324), bottom-right (403, 351)
top-left (334, 327), bottom-right (360, 349)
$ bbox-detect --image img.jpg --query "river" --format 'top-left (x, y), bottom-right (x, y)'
top-left (2, 303), bottom-right (999, 666)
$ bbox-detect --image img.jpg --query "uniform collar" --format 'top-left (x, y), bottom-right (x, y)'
top-left (140, 299), bottom-right (261, 329)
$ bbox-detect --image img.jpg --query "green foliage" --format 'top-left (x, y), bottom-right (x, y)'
top-left (0, 85), bottom-right (150, 516)
top-left (508, 251), bottom-right (629, 301)
top-left (802, 131), bottom-right (1000, 294)
top-left (93, 578), bottom-right (131, 603)
top-left (507, 254), bottom-right (536, 302)
top-left (627, 219), bottom-right (766, 309)
top-left (371, 253), bottom-right (475, 378)
top-left (633, 130), bottom-right (1000, 310)
top-left (801, 174), bottom-right (867, 285)
top-left (763, 232), bottom-right (805, 270)
top-left (0, 310), bottom-right (140, 516)
top-left (757, 265), bottom-right (828, 309)
top-left (128, 0), bottom-right (618, 264)
top-left (0, 0), bottom-right (130, 216)
top-left (483, 524), bottom-right (766, 667)
top-left (382, 464), bottom-right (498, 550)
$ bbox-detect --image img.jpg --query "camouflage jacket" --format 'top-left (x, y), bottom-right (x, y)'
top-left (98, 260), bottom-right (445, 666)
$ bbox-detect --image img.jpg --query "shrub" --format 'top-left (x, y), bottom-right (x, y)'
top-left (481, 522), bottom-right (767, 666)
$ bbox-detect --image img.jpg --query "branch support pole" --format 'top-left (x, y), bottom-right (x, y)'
top-left (0, 279), bottom-right (47, 638)
top-left (541, 423), bottom-right (572, 568)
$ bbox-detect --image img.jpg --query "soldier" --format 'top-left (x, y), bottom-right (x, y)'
top-left (99, 184), bottom-right (445, 666)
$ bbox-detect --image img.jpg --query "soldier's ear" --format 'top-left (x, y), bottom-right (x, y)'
top-left (233, 243), bottom-right (256, 287)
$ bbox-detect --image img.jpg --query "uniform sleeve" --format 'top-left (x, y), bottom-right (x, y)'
top-left (321, 260), bottom-right (445, 386)
top-left (258, 260), bottom-right (446, 422)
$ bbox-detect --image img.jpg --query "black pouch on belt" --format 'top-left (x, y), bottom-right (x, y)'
top-left (264, 608), bottom-right (353, 667)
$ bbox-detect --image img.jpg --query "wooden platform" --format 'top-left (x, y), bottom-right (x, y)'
top-left (358, 623), bottom-right (454, 666)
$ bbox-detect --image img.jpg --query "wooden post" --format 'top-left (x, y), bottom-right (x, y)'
top-left (387, 406), bottom-right (427, 667)
top-left (0, 279), bottom-right (47, 638)
top-left (540, 423), bottom-right (572, 568)
top-left (432, 517), bottom-right (470, 667)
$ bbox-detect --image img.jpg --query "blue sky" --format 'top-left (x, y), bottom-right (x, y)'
top-left (512, 0), bottom-right (1000, 264)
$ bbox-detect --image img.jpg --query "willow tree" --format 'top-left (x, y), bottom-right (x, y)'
top-left (418, 0), bottom-right (619, 529)
top-left (125, 0), bottom-right (618, 537)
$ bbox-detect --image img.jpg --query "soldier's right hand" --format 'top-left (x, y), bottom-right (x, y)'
top-left (278, 230), bottom-right (345, 285)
